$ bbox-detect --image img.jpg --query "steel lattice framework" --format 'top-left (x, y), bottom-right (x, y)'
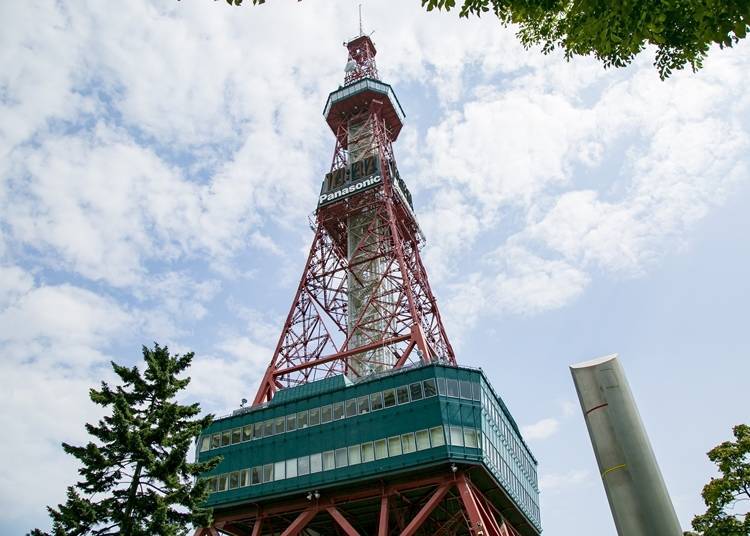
top-left (193, 31), bottom-right (541, 536)
top-left (196, 469), bottom-right (525, 536)
top-left (253, 37), bottom-right (455, 405)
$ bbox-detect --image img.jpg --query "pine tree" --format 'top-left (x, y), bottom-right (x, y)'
top-left (30, 343), bottom-right (220, 536)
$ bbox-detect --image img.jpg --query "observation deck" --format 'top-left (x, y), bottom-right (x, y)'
top-left (323, 78), bottom-right (406, 143)
top-left (196, 364), bottom-right (541, 534)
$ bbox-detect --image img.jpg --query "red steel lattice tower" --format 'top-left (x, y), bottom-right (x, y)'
top-left (253, 34), bottom-right (456, 406)
top-left (192, 29), bottom-right (541, 536)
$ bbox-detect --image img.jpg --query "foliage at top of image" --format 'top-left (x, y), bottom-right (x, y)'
top-left (688, 424), bottom-right (750, 535)
top-left (28, 344), bottom-right (220, 536)
top-left (425, 0), bottom-right (750, 79)
top-left (219, 0), bottom-right (750, 80)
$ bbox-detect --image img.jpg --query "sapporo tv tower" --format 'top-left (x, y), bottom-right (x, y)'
top-left (195, 30), bottom-right (541, 536)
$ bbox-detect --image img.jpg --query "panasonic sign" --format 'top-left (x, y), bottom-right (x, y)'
top-left (318, 174), bottom-right (382, 207)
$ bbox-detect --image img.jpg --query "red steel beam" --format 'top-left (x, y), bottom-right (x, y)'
top-left (214, 472), bottom-right (457, 527)
top-left (326, 506), bottom-right (361, 536)
top-left (455, 473), bottom-right (486, 535)
top-left (279, 507), bottom-right (319, 536)
top-left (399, 482), bottom-right (452, 536)
top-left (272, 334), bottom-right (411, 377)
top-left (378, 494), bottom-right (389, 536)
top-left (473, 493), bottom-right (503, 536)
top-left (393, 338), bottom-right (416, 369)
top-left (250, 518), bottom-right (262, 536)
top-left (219, 522), bottom-right (251, 536)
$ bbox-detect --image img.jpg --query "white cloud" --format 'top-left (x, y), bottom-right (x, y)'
top-left (136, 271), bottom-right (222, 322)
top-left (419, 42), bottom-right (750, 323)
top-left (0, 284), bottom-right (133, 367)
top-left (539, 469), bottom-right (591, 493)
top-left (0, 265), bottom-right (34, 308)
top-left (561, 400), bottom-right (578, 418)
top-left (522, 418), bottom-right (561, 441)
top-left (0, 271), bottom-right (133, 524)
top-left (188, 339), bottom-right (271, 413)
top-left (0, 359), bottom-right (109, 524)
top-left (487, 245), bottom-right (591, 315)
top-left (419, 89), bottom-right (591, 218)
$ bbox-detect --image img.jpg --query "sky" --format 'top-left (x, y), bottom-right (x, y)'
top-left (1, 1), bottom-right (749, 534)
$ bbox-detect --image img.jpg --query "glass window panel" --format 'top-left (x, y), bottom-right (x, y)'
top-left (200, 436), bottom-right (211, 452)
top-left (370, 392), bottom-right (383, 411)
top-left (211, 434), bottom-right (221, 449)
top-left (450, 426), bottom-right (464, 446)
top-left (251, 467), bottom-right (261, 485)
top-left (229, 471), bottom-right (240, 489)
top-left (298, 455), bottom-right (310, 476)
top-left (321, 405), bottom-right (332, 423)
top-left (335, 447), bottom-right (348, 468)
top-left (286, 414), bottom-right (296, 432)
top-left (374, 439), bottom-right (388, 459)
top-left (231, 428), bottom-right (242, 444)
top-left (430, 426), bottom-right (445, 447)
top-left (297, 410), bottom-right (308, 429)
top-left (286, 458), bottom-right (297, 478)
top-left (263, 420), bottom-right (273, 437)
top-left (460, 380), bottom-right (473, 399)
top-left (415, 429), bottom-right (430, 450)
top-left (345, 399), bottom-right (357, 418)
top-left (221, 431), bottom-right (231, 446)
top-left (396, 385), bottom-right (410, 404)
top-left (242, 425), bottom-right (254, 441)
top-left (240, 470), bottom-right (248, 487)
top-left (388, 436), bottom-right (402, 456)
top-left (254, 422), bottom-right (263, 439)
top-left (323, 450), bottom-right (335, 470)
top-left (309, 407), bottom-right (320, 426)
top-left (362, 442), bottom-right (375, 462)
top-left (348, 445), bottom-right (361, 465)
top-left (401, 432), bottom-right (416, 454)
top-left (274, 461), bottom-right (286, 480)
top-left (446, 379), bottom-right (459, 397)
top-left (409, 382), bottom-right (424, 401)
top-left (208, 477), bottom-right (218, 493)
top-left (383, 389), bottom-right (396, 408)
top-left (276, 416), bottom-right (286, 434)
top-left (263, 464), bottom-right (273, 483)
top-left (333, 402), bottom-right (344, 420)
top-left (472, 382), bottom-right (482, 401)
top-left (357, 395), bottom-right (370, 414)
top-left (423, 379), bottom-right (437, 397)
top-left (437, 377), bottom-right (446, 396)
top-left (218, 475), bottom-right (228, 491)
top-left (464, 428), bottom-right (478, 448)
top-left (310, 453), bottom-right (322, 473)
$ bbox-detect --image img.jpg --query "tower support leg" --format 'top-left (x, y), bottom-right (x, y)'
top-left (326, 505), bottom-right (361, 536)
top-left (378, 494), bottom-right (389, 536)
top-left (280, 506), bottom-right (318, 536)
top-left (399, 482), bottom-right (451, 536)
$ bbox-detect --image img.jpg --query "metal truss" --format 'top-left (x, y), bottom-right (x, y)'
top-left (193, 469), bottom-right (523, 536)
top-left (253, 101), bottom-right (455, 405)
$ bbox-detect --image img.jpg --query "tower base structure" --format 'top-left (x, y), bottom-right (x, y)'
top-left (194, 467), bottom-right (523, 536)
top-left (195, 364), bottom-right (541, 536)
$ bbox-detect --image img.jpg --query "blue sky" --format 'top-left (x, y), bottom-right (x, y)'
top-left (1, 1), bottom-right (749, 534)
